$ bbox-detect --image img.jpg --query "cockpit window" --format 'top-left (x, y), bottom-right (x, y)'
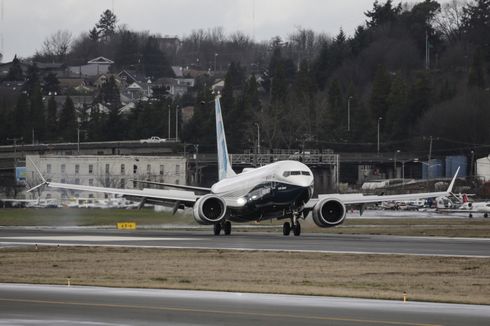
top-left (283, 171), bottom-right (309, 177)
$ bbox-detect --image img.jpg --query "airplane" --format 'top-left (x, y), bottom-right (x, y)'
top-left (438, 194), bottom-right (490, 218)
top-left (28, 95), bottom-right (460, 236)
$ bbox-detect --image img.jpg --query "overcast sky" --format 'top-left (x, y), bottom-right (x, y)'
top-left (0, 0), bottom-right (434, 62)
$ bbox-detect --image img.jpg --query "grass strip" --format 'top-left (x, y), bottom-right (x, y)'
top-left (0, 246), bottom-right (489, 305)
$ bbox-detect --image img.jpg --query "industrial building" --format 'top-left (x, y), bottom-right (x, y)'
top-left (26, 155), bottom-right (187, 200)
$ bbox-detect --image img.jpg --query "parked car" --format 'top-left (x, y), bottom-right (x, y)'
top-left (140, 136), bottom-right (167, 143)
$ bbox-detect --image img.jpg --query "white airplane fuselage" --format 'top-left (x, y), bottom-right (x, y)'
top-left (211, 160), bottom-right (314, 222)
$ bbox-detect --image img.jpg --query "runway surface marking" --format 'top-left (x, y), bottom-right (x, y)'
top-left (0, 236), bottom-right (201, 241)
top-left (0, 298), bottom-right (439, 326)
top-left (1, 241), bottom-right (489, 258)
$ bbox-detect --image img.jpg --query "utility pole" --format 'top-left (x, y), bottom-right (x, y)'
top-left (347, 96), bottom-right (352, 132)
top-left (377, 117), bottom-right (382, 154)
top-left (7, 137), bottom-right (22, 169)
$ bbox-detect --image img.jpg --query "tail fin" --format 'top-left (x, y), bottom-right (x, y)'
top-left (215, 95), bottom-right (236, 180)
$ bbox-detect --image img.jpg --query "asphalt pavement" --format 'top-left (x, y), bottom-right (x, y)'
top-left (0, 227), bottom-right (489, 257)
top-left (1, 284), bottom-right (489, 326)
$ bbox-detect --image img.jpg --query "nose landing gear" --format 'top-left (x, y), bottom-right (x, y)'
top-left (283, 212), bottom-right (302, 236)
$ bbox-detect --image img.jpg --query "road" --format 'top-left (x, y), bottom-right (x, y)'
top-left (1, 228), bottom-right (489, 257)
top-left (1, 284), bottom-right (489, 326)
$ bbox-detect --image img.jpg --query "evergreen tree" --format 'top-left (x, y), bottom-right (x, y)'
top-left (369, 65), bottom-right (392, 120)
top-left (142, 36), bottom-right (173, 78)
top-left (6, 55), bottom-right (23, 81)
top-left (30, 83), bottom-right (45, 143)
top-left (45, 96), bottom-right (58, 140)
top-left (43, 73), bottom-right (60, 95)
top-left (115, 30), bottom-right (139, 68)
top-left (385, 75), bottom-right (408, 139)
top-left (462, 0), bottom-right (490, 60)
top-left (365, 0), bottom-right (402, 28)
top-left (89, 27), bottom-right (100, 42)
top-left (14, 94), bottom-right (29, 140)
top-left (59, 96), bottom-right (78, 141)
top-left (96, 9), bottom-right (117, 41)
top-left (468, 49), bottom-right (486, 88)
top-left (407, 71), bottom-right (431, 131)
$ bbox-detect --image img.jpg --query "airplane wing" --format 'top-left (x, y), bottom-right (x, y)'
top-left (44, 182), bottom-right (198, 206)
top-left (26, 157), bottom-right (199, 207)
top-left (306, 167), bottom-right (459, 208)
top-left (130, 179), bottom-right (211, 192)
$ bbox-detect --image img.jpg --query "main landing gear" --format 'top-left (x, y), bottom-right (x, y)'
top-left (283, 213), bottom-right (301, 236)
top-left (213, 221), bottom-right (232, 236)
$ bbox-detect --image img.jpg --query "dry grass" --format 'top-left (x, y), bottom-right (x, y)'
top-left (1, 246), bottom-right (489, 304)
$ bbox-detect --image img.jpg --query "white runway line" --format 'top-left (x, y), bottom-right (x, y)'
top-left (0, 236), bottom-right (202, 241)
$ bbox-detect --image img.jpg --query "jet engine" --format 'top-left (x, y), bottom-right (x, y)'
top-left (312, 198), bottom-right (346, 227)
top-left (193, 194), bottom-right (227, 225)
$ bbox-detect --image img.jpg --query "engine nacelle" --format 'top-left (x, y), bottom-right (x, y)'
top-left (193, 194), bottom-right (227, 225)
top-left (312, 198), bottom-right (346, 228)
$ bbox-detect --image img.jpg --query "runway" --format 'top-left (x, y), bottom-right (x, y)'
top-left (1, 283), bottom-right (489, 326)
top-left (1, 228), bottom-right (489, 257)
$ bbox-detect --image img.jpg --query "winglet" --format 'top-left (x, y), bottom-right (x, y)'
top-left (28, 157), bottom-right (46, 183)
top-left (26, 157), bottom-right (48, 193)
top-left (447, 166), bottom-right (459, 194)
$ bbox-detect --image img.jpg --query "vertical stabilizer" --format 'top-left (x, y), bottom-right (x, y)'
top-left (215, 96), bottom-right (236, 180)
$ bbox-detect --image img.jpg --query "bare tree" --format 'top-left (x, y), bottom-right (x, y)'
top-left (434, 0), bottom-right (467, 43)
top-left (42, 30), bottom-right (73, 61)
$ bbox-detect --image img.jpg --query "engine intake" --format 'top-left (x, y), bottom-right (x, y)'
top-left (193, 194), bottom-right (227, 225)
top-left (312, 198), bottom-right (346, 227)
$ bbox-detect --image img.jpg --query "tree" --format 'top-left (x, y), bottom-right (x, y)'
top-left (89, 27), bottom-right (100, 42)
top-left (369, 65), bottom-right (392, 121)
top-left (58, 96), bottom-right (78, 141)
top-left (434, 0), bottom-right (466, 43)
top-left (43, 73), bottom-right (60, 95)
top-left (385, 74), bottom-right (408, 139)
top-left (5, 55), bottom-right (23, 81)
top-left (142, 36), bottom-right (172, 78)
top-left (96, 10), bottom-right (117, 41)
top-left (462, 0), bottom-right (490, 57)
top-left (365, 0), bottom-right (402, 28)
top-left (115, 30), bottom-right (139, 68)
top-left (41, 30), bottom-right (72, 61)
top-left (45, 96), bottom-right (58, 140)
top-left (468, 49), bottom-right (486, 88)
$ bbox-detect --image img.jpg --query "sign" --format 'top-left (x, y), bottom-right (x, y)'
top-left (117, 222), bottom-right (136, 230)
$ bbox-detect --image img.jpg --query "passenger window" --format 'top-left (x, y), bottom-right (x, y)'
top-left (301, 171), bottom-right (311, 176)
top-left (290, 171), bottom-right (301, 176)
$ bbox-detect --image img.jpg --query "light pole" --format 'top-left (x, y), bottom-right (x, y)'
top-left (168, 105), bottom-right (171, 140)
top-left (175, 105), bottom-right (179, 142)
top-left (347, 96), bottom-right (352, 132)
top-left (255, 122), bottom-right (260, 155)
top-left (394, 149), bottom-right (400, 178)
top-left (377, 117), bottom-right (382, 154)
top-left (77, 128), bottom-right (86, 154)
top-left (214, 53), bottom-right (219, 72)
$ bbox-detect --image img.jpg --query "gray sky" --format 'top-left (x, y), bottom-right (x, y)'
top-left (1, 0), bottom-right (396, 62)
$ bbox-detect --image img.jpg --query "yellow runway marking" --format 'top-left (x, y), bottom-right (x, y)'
top-left (0, 298), bottom-right (440, 326)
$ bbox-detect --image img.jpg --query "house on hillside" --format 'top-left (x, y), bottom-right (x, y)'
top-left (68, 57), bottom-right (114, 77)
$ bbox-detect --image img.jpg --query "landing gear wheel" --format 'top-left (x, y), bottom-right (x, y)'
top-left (213, 223), bottom-right (222, 236)
top-left (283, 222), bottom-right (291, 236)
top-left (292, 222), bottom-right (301, 236)
top-left (484, 213), bottom-right (488, 218)
top-left (469, 213), bottom-right (473, 218)
top-left (224, 221), bottom-right (232, 235)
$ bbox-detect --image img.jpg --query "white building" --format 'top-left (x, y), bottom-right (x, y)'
top-left (26, 155), bottom-right (187, 200)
